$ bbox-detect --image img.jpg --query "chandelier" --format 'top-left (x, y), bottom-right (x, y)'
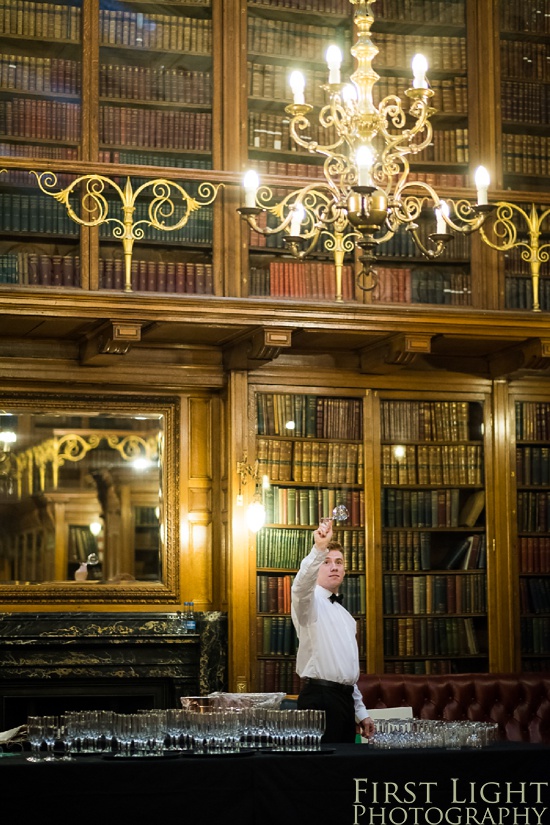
top-left (238, 0), bottom-right (493, 302)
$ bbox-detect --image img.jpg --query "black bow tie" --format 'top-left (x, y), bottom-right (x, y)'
top-left (329, 593), bottom-right (343, 604)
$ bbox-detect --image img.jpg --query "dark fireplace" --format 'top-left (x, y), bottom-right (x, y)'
top-left (0, 612), bottom-right (227, 728)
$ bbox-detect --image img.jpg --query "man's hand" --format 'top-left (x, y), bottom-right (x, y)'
top-left (313, 519), bottom-right (333, 551)
top-left (358, 717), bottom-right (375, 739)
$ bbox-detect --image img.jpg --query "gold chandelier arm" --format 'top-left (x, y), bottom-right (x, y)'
top-left (318, 101), bottom-right (352, 148)
top-left (288, 109), bottom-right (347, 160)
top-left (378, 105), bottom-right (434, 161)
top-left (378, 95), bottom-right (407, 133)
top-left (405, 225), bottom-right (450, 260)
top-left (285, 229), bottom-right (323, 260)
top-left (322, 229), bottom-right (358, 256)
top-left (245, 184), bottom-right (336, 239)
top-left (430, 198), bottom-right (489, 235)
top-left (390, 193), bottom-right (426, 227)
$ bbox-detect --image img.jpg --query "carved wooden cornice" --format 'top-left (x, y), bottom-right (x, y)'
top-left (223, 327), bottom-right (294, 370)
top-left (80, 320), bottom-right (143, 365)
top-left (359, 333), bottom-right (433, 374)
top-left (488, 338), bottom-right (550, 378)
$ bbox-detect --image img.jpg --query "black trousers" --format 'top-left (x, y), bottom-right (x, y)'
top-left (297, 680), bottom-right (356, 743)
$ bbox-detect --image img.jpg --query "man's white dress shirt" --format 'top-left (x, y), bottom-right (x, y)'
top-left (291, 545), bottom-right (369, 723)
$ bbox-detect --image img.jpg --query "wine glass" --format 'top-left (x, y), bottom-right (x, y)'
top-left (42, 715), bottom-right (58, 761)
top-left (26, 716), bottom-right (44, 762)
top-left (321, 504), bottom-right (349, 527)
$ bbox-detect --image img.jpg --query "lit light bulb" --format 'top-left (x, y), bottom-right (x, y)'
top-left (243, 169), bottom-right (259, 209)
top-left (246, 500), bottom-right (266, 533)
top-left (435, 200), bottom-right (450, 234)
top-left (356, 145), bottom-right (374, 187)
top-left (0, 430), bottom-right (16, 450)
top-left (132, 457), bottom-right (151, 470)
top-left (393, 445), bottom-right (406, 460)
top-left (289, 70), bottom-right (305, 105)
top-left (474, 166), bottom-right (490, 206)
top-left (289, 203), bottom-right (305, 236)
top-left (411, 53), bottom-right (428, 88)
top-left (89, 521), bottom-right (102, 537)
top-left (342, 84), bottom-right (357, 106)
top-left (326, 44), bottom-right (342, 84)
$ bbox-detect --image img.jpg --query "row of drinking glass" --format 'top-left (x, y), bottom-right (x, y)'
top-left (368, 718), bottom-right (499, 749)
top-left (26, 708), bottom-right (326, 759)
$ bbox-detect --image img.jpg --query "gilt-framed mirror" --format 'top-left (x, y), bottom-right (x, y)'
top-left (0, 393), bottom-right (180, 604)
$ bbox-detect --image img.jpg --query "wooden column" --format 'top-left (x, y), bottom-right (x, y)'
top-left (226, 370), bottom-right (252, 691)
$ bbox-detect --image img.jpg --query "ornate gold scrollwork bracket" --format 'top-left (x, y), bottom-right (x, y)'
top-left (478, 202), bottom-right (550, 312)
top-left (31, 171), bottom-right (223, 293)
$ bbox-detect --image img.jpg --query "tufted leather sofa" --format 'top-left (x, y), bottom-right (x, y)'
top-left (357, 672), bottom-right (550, 743)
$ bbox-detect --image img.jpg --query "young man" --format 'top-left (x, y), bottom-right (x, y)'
top-left (291, 519), bottom-right (375, 743)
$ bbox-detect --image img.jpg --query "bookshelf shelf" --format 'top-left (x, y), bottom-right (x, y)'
top-left (112, 1), bottom-right (211, 8)
top-left (100, 98), bottom-right (211, 113)
top-left (0, 135), bottom-right (80, 148)
top-left (0, 34), bottom-right (81, 47)
top-left (100, 44), bottom-right (212, 66)
top-left (0, 88), bottom-right (80, 103)
top-left (248, 3), bottom-right (349, 27)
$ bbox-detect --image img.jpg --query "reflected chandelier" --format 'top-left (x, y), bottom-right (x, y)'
top-left (239, 0), bottom-right (492, 302)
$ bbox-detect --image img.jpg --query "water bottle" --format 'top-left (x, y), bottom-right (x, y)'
top-left (178, 605), bottom-right (188, 634)
top-left (186, 601), bottom-right (196, 634)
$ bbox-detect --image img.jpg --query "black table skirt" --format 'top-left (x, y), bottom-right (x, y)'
top-left (2, 742), bottom-right (550, 825)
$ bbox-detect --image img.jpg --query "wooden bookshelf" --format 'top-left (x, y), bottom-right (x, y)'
top-left (379, 395), bottom-right (489, 674)
top-left (499, 0), bottom-right (550, 194)
top-left (0, 0), bottom-right (217, 293)
top-left (245, 1), bottom-right (356, 301)
top-left (365, 0), bottom-right (474, 309)
top-left (252, 388), bottom-right (365, 691)
top-left (98, 2), bottom-right (213, 165)
top-left (514, 399), bottom-right (550, 671)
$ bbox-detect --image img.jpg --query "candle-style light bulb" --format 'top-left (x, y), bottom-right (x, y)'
top-left (326, 44), bottom-right (342, 84)
top-left (356, 145), bottom-right (374, 188)
top-left (289, 203), bottom-right (305, 236)
top-left (342, 84), bottom-right (357, 107)
top-left (474, 165), bottom-right (490, 205)
top-left (243, 169), bottom-right (259, 208)
top-left (289, 70), bottom-right (305, 105)
top-left (411, 53), bottom-right (428, 88)
top-left (435, 200), bottom-right (450, 234)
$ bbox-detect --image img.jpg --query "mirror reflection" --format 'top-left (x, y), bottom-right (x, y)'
top-left (0, 408), bottom-right (163, 584)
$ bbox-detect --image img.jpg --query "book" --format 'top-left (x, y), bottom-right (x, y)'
top-left (459, 490), bottom-right (485, 527)
top-left (444, 536), bottom-right (473, 570)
